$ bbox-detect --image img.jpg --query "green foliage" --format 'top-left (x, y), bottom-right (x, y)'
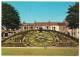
top-left (2, 3), bottom-right (21, 29)
top-left (65, 2), bottom-right (79, 29)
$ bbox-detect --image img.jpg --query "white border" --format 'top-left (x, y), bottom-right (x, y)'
top-left (0, 0), bottom-right (1, 56)
top-left (0, 0), bottom-right (79, 57)
top-left (1, 0), bottom-right (79, 2)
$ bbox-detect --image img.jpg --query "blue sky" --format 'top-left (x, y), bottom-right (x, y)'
top-left (3, 2), bottom-right (75, 23)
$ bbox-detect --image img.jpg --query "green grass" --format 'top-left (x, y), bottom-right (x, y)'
top-left (2, 47), bottom-right (79, 56)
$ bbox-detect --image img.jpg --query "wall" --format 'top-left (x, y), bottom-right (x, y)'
top-left (67, 28), bottom-right (79, 38)
top-left (59, 26), bottom-right (67, 33)
top-left (49, 25), bottom-right (59, 31)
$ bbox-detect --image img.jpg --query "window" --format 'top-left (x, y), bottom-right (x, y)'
top-left (5, 33), bottom-right (8, 37)
top-left (67, 32), bottom-right (70, 35)
top-left (46, 26), bottom-right (49, 30)
top-left (30, 26), bottom-right (33, 29)
top-left (35, 27), bottom-right (38, 29)
top-left (37, 27), bottom-right (38, 29)
top-left (24, 26), bottom-right (26, 30)
top-left (52, 27), bottom-right (56, 30)
top-left (39, 27), bottom-right (43, 30)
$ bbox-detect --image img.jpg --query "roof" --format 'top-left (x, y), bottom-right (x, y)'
top-left (21, 22), bottom-right (67, 26)
top-left (32, 22), bottom-right (57, 26)
top-left (21, 23), bottom-right (32, 26)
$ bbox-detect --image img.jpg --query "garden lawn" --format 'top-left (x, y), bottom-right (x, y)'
top-left (2, 47), bottom-right (79, 56)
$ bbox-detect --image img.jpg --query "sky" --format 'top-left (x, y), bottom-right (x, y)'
top-left (3, 2), bottom-right (75, 23)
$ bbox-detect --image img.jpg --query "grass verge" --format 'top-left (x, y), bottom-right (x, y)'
top-left (1, 47), bottom-right (79, 56)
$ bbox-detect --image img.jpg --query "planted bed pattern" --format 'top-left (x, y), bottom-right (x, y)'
top-left (2, 30), bottom-right (78, 47)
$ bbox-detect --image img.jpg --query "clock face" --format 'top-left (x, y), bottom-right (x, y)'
top-left (2, 30), bottom-right (78, 47)
top-left (25, 31), bottom-right (55, 47)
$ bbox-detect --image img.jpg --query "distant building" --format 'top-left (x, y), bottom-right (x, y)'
top-left (20, 22), bottom-right (67, 33)
top-left (20, 22), bottom-right (79, 38)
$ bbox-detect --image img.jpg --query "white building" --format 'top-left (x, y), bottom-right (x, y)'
top-left (20, 22), bottom-right (67, 33)
top-left (67, 28), bottom-right (79, 38)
